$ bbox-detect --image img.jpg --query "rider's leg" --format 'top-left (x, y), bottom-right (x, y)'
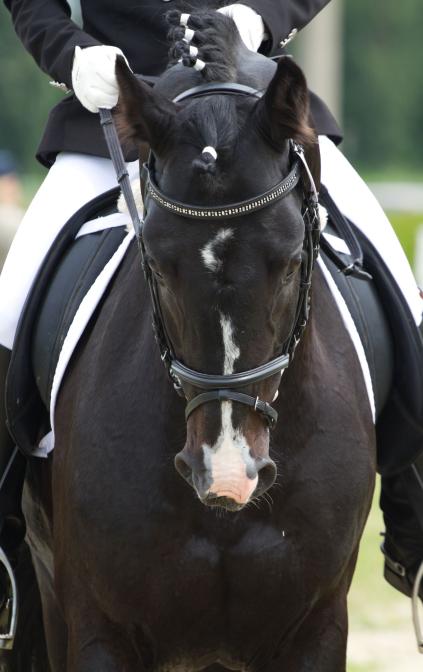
top-left (0, 345), bottom-right (25, 549)
top-left (319, 135), bottom-right (422, 325)
top-left (319, 135), bottom-right (423, 599)
top-left (0, 152), bottom-right (138, 351)
top-left (381, 458), bottom-right (423, 598)
top-left (0, 152), bottom-right (137, 634)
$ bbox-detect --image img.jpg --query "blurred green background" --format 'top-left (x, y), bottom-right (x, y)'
top-left (1, 1), bottom-right (423, 669)
top-left (1, 1), bottom-right (423, 178)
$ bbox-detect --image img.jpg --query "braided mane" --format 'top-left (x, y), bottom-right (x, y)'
top-left (166, 9), bottom-right (241, 82)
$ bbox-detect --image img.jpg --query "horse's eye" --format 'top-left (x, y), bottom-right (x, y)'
top-left (285, 268), bottom-right (297, 280)
top-left (283, 256), bottom-right (302, 283)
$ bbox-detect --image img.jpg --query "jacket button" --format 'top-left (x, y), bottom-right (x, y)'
top-left (279, 28), bottom-right (298, 48)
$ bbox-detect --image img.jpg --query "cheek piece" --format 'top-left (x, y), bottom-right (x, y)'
top-left (99, 82), bottom-right (321, 430)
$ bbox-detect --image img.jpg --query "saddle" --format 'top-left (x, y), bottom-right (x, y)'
top-left (5, 186), bottom-right (423, 475)
top-left (6, 187), bottom-right (128, 454)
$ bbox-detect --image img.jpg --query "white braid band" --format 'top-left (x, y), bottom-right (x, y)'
top-left (193, 58), bottom-right (206, 72)
top-left (189, 45), bottom-right (199, 58)
top-left (202, 146), bottom-right (218, 160)
top-left (180, 13), bottom-right (190, 27)
top-left (183, 28), bottom-right (195, 43)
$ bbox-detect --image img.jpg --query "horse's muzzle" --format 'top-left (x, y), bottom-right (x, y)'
top-left (174, 451), bottom-right (277, 510)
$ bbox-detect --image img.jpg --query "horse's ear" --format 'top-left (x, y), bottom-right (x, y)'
top-left (304, 142), bottom-right (321, 192)
top-left (114, 56), bottom-right (177, 151)
top-left (256, 56), bottom-right (316, 150)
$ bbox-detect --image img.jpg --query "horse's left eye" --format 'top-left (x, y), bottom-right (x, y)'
top-left (284, 256), bottom-right (302, 282)
top-left (286, 267), bottom-right (298, 280)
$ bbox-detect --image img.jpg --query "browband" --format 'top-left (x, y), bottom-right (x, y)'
top-left (143, 161), bottom-right (301, 220)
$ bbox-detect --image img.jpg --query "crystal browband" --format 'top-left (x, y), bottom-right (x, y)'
top-left (144, 161), bottom-right (301, 220)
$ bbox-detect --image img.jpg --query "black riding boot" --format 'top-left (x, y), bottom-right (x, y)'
top-left (381, 454), bottom-right (423, 600)
top-left (380, 319), bottom-right (423, 601)
top-left (0, 345), bottom-right (26, 648)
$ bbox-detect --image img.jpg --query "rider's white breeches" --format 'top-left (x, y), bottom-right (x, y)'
top-left (0, 153), bottom-right (138, 350)
top-left (319, 135), bottom-right (422, 327)
top-left (0, 141), bottom-right (421, 351)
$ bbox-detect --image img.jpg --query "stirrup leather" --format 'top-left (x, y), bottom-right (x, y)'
top-left (412, 561), bottom-right (423, 654)
top-left (0, 547), bottom-right (17, 650)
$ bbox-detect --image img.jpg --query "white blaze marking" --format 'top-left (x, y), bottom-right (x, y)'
top-left (202, 313), bottom-right (258, 504)
top-left (220, 314), bottom-right (240, 374)
top-left (200, 228), bottom-right (234, 273)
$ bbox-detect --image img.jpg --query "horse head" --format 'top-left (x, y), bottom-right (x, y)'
top-left (115, 11), bottom-right (320, 512)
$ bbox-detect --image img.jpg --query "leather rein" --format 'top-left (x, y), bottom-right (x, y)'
top-left (100, 82), bottom-right (321, 429)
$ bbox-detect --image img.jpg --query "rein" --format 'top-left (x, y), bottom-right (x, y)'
top-left (99, 82), bottom-right (320, 429)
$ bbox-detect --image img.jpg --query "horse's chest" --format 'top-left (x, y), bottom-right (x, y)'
top-left (101, 521), bottom-right (303, 662)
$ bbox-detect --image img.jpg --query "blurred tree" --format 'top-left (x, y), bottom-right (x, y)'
top-left (0, 4), bottom-right (61, 175)
top-left (343, 0), bottom-right (423, 174)
top-left (0, 2), bottom-right (422, 177)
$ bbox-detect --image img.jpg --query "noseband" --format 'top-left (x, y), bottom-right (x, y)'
top-left (100, 83), bottom-right (320, 429)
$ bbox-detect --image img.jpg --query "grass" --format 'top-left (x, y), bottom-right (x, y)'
top-left (389, 212), bottom-right (423, 267)
top-left (361, 170), bottom-right (423, 184)
top-left (347, 479), bottom-right (422, 671)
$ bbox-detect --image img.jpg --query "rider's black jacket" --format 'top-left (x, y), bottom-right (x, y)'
top-left (4, 0), bottom-right (341, 167)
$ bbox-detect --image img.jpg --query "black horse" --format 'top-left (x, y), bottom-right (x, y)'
top-left (22, 11), bottom-right (375, 671)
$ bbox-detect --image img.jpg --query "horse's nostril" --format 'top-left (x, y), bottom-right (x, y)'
top-left (255, 459), bottom-right (277, 497)
top-left (174, 452), bottom-right (193, 484)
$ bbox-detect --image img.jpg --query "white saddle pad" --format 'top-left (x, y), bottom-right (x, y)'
top-left (35, 221), bottom-right (135, 457)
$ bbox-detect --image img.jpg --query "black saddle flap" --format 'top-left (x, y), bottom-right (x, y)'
top-left (6, 187), bottom-right (122, 456)
top-left (321, 186), bottom-right (423, 475)
top-left (32, 225), bottom-right (127, 408)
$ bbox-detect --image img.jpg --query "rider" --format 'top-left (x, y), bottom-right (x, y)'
top-left (2, 0), bottom-right (423, 625)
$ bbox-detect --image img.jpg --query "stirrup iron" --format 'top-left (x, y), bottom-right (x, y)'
top-left (412, 561), bottom-right (423, 654)
top-left (0, 547), bottom-right (17, 650)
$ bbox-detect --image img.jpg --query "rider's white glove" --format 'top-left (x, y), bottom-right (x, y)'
top-left (72, 45), bottom-right (127, 113)
top-left (218, 4), bottom-right (265, 52)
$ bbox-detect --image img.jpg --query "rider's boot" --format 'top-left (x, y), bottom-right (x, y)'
top-left (381, 453), bottom-right (423, 600)
top-left (0, 345), bottom-right (26, 648)
top-left (381, 319), bottom-right (423, 602)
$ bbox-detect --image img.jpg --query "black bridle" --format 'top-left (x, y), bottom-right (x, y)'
top-left (100, 83), bottom-right (320, 429)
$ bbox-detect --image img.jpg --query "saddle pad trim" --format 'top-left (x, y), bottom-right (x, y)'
top-left (317, 257), bottom-right (376, 422)
top-left (35, 229), bottom-right (135, 457)
top-left (6, 187), bottom-right (122, 455)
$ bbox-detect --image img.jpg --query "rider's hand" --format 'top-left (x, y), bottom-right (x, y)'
top-left (218, 4), bottom-right (265, 52)
top-left (72, 45), bottom-right (128, 114)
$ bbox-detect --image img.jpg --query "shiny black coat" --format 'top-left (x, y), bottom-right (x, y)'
top-left (4, 0), bottom-right (340, 166)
